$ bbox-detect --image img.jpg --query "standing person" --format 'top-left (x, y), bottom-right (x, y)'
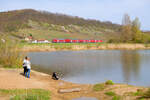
top-left (23, 56), bottom-right (27, 75)
top-left (26, 57), bottom-right (31, 78)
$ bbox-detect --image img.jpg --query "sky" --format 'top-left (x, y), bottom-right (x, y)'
top-left (0, 0), bottom-right (150, 30)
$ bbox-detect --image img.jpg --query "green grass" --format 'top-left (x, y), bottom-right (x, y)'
top-left (19, 42), bottom-right (104, 51)
top-left (112, 95), bottom-right (121, 100)
top-left (93, 83), bottom-right (105, 91)
top-left (133, 91), bottom-right (144, 96)
top-left (0, 89), bottom-right (51, 100)
top-left (18, 28), bottom-right (104, 41)
top-left (20, 42), bottom-right (104, 47)
top-left (105, 91), bottom-right (116, 96)
top-left (139, 99), bottom-right (146, 100)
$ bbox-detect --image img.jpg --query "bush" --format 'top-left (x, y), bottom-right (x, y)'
top-left (20, 40), bottom-right (27, 43)
top-left (133, 89), bottom-right (144, 96)
top-left (105, 91), bottom-right (116, 96)
top-left (107, 39), bottom-right (120, 43)
top-left (139, 89), bottom-right (150, 99)
top-left (93, 84), bottom-right (105, 91)
top-left (112, 96), bottom-right (121, 100)
top-left (105, 80), bottom-right (114, 85)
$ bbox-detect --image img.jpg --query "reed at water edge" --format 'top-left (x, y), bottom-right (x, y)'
top-left (0, 36), bottom-right (24, 68)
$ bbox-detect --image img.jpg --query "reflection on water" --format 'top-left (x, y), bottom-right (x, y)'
top-left (121, 51), bottom-right (140, 83)
top-left (28, 50), bottom-right (150, 86)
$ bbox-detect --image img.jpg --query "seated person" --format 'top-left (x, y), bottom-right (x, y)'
top-left (52, 72), bottom-right (59, 80)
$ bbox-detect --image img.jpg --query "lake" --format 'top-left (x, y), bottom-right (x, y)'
top-left (28, 50), bottom-right (150, 86)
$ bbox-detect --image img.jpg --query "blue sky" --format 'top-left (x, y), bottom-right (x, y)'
top-left (0, 0), bottom-right (149, 30)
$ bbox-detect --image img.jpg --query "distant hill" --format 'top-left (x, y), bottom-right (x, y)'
top-left (0, 9), bottom-right (121, 41)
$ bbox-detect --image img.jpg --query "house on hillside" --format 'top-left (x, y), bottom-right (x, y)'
top-left (25, 36), bottom-right (33, 41)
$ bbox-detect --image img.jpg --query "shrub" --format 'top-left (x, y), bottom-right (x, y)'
top-left (105, 80), bottom-right (114, 85)
top-left (133, 89), bottom-right (144, 96)
top-left (139, 89), bottom-right (150, 99)
top-left (93, 84), bottom-right (105, 91)
top-left (105, 91), bottom-right (116, 96)
top-left (112, 96), bottom-right (121, 100)
top-left (20, 40), bottom-right (27, 43)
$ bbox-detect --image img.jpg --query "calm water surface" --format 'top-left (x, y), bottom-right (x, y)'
top-left (28, 50), bottom-right (150, 86)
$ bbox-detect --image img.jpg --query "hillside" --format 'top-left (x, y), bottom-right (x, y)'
top-left (0, 9), bottom-right (121, 41)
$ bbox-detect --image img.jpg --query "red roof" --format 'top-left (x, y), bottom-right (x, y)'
top-left (28, 36), bottom-right (33, 39)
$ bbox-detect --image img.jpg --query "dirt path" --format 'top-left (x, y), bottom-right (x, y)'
top-left (0, 68), bottom-right (146, 100)
top-left (0, 68), bottom-right (90, 100)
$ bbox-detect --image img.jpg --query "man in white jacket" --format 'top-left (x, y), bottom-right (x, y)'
top-left (25, 57), bottom-right (31, 78)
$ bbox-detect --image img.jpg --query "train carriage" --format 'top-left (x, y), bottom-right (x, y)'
top-left (65, 39), bottom-right (72, 43)
top-left (72, 40), bottom-right (78, 43)
top-left (52, 39), bottom-right (103, 43)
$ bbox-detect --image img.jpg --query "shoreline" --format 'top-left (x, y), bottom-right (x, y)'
top-left (21, 43), bottom-right (150, 52)
top-left (0, 68), bottom-right (149, 100)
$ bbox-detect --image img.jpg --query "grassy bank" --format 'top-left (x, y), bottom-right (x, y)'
top-left (20, 43), bottom-right (150, 52)
top-left (0, 89), bottom-right (51, 100)
top-left (92, 80), bottom-right (150, 100)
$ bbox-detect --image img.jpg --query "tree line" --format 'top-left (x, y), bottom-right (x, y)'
top-left (108, 14), bottom-right (150, 43)
top-left (120, 14), bottom-right (150, 43)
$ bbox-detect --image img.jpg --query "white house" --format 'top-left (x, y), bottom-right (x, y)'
top-left (32, 39), bottom-right (50, 43)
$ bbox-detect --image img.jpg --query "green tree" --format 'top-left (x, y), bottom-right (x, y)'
top-left (132, 17), bottom-right (141, 29)
top-left (131, 17), bottom-right (142, 42)
top-left (121, 15), bottom-right (143, 43)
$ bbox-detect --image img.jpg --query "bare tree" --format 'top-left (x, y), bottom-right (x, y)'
top-left (122, 14), bottom-right (132, 26)
top-left (121, 14), bottom-right (132, 42)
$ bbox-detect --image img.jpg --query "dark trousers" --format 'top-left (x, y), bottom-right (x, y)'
top-left (23, 67), bottom-right (27, 75)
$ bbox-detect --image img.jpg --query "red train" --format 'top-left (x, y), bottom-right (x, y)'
top-left (52, 39), bottom-right (103, 43)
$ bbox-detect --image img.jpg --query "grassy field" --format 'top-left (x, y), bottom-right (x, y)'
top-left (0, 89), bottom-right (51, 100)
top-left (19, 42), bottom-right (104, 47)
top-left (18, 29), bottom-right (106, 40)
top-left (13, 18), bottom-right (117, 42)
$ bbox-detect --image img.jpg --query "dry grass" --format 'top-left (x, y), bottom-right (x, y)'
top-left (0, 37), bottom-right (23, 68)
top-left (20, 43), bottom-right (150, 52)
